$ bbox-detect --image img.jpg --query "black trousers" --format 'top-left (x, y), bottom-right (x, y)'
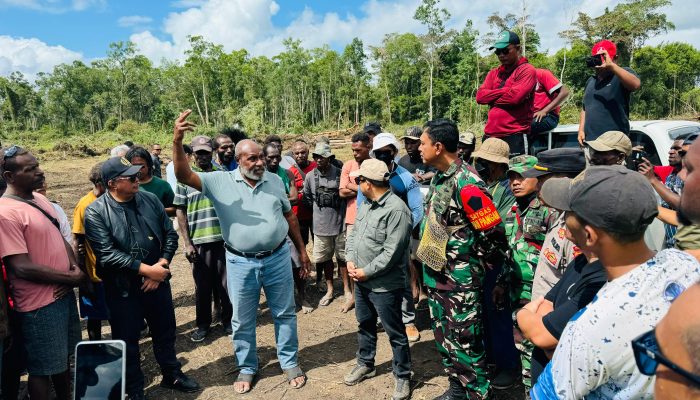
top-left (355, 285), bottom-right (411, 379)
top-left (483, 133), bottom-right (529, 157)
top-left (192, 241), bottom-right (232, 330)
top-left (105, 279), bottom-right (181, 396)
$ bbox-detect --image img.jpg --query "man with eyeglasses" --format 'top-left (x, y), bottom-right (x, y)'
top-left (632, 283), bottom-right (700, 399)
top-left (530, 166), bottom-right (700, 399)
top-left (0, 146), bottom-right (87, 400)
top-left (343, 159), bottom-right (413, 400)
top-left (476, 30), bottom-right (537, 157)
top-left (84, 156), bottom-right (200, 399)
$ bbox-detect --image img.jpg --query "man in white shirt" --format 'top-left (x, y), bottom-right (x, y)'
top-left (531, 165), bottom-right (700, 399)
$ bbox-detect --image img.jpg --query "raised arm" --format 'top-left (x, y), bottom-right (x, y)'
top-left (172, 110), bottom-right (202, 192)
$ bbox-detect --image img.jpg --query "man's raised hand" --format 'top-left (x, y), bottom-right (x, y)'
top-left (173, 110), bottom-right (196, 143)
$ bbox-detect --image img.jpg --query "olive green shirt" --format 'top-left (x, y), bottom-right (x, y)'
top-left (345, 190), bottom-right (412, 292)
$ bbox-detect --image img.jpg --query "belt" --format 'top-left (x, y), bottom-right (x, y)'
top-left (224, 240), bottom-right (286, 259)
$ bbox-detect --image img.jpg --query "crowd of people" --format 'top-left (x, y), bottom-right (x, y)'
top-left (0, 30), bottom-right (699, 400)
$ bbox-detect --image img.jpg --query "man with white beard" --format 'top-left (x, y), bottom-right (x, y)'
top-left (172, 110), bottom-right (311, 395)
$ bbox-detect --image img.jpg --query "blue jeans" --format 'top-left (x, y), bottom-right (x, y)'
top-left (530, 112), bottom-right (560, 135)
top-left (226, 244), bottom-right (299, 375)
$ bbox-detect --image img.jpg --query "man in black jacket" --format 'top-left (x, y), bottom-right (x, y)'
top-left (85, 157), bottom-right (200, 399)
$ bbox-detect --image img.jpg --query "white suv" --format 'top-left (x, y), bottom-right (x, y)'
top-left (530, 120), bottom-right (700, 166)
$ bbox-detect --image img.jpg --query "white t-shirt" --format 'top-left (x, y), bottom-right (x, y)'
top-left (532, 248), bottom-right (700, 400)
top-left (51, 202), bottom-right (72, 244)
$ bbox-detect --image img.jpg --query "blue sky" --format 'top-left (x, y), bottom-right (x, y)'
top-left (0, 0), bottom-right (697, 79)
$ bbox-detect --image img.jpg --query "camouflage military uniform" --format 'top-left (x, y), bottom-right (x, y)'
top-left (421, 158), bottom-right (490, 399)
top-left (501, 156), bottom-right (559, 389)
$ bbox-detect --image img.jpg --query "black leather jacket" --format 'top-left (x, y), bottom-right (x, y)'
top-left (84, 191), bottom-right (178, 295)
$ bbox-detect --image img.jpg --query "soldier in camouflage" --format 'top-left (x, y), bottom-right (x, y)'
top-left (418, 119), bottom-right (503, 400)
top-left (495, 155), bottom-right (559, 390)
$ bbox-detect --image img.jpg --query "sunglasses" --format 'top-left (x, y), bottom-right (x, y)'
top-left (494, 47), bottom-right (512, 56)
top-left (632, 329), bottom-right (700, 387)
top-left (114, 173), bottom-right (141, 183)
top-left (354, 177), bottom-right (367, 185)
top-left (3, 145), bottom-right (21, 160)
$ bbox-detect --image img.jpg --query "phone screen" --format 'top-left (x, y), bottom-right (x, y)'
top-left (74, 341), bottom-right (126, 400)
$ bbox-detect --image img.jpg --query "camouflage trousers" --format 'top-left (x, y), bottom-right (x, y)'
top-left (513, 326), bottom-right (534, 389)
top-left (427, 288), bottom-right (490, 399)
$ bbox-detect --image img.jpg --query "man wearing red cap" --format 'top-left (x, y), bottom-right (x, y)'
top-left (578, 40), bottom-right (641, 145)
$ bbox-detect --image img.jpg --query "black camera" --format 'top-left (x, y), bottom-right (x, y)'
top-left (316, 187), bottom-right (340, 209)
top-left (585, 54), bottom-right (604, 68)
top-left (630, 149), bottom-right (648, 170)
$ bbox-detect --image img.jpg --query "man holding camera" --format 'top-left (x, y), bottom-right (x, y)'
top-left (303, 142), bottom-right (346, 307)
top-left (578, 40), bottom-right (641, 145)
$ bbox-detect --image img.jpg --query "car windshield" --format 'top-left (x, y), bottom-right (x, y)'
top-left (668, 126), bottom-right (700, 140)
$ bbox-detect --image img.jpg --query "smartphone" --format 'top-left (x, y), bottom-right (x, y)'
top-left (74, 340), bottom-right (126, 400)
top-left (630, 149), bottom-right (648, 170)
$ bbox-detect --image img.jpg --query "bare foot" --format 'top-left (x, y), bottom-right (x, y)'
top-left (234, 381), bottom-right (251, 394)
top-left (289, 375), bottom-right (306, 388)
top-left (341, 295), bottom-right (355, 313)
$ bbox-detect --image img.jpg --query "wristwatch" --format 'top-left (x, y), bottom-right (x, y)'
top-left (512, 308), bottom-right (523, 329)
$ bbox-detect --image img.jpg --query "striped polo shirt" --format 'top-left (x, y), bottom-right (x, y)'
top-left (173, 165), bottom-right (223, 245)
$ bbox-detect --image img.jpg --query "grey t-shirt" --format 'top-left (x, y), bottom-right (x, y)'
top-left (303, 165), bottom-right (346, 237)
top-left (582, 67), bottom-right (638, 141)
top-left (198, 169), bottom-right (292, 252)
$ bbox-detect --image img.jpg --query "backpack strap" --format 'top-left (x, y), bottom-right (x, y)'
top-left (3, 194), bottom-right (61, 231)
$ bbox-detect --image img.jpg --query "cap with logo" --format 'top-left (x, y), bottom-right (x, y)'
top-left (312, 142), bottom-right (333, 159)
top-left (540, 165), bottom-right (658, 233)
top-left (507, 155), bottom-right (538, 175)
top-left (102, 156), bottom-right (142, 183)
top-left (585, 130), bottom-right (632, 156)
top-left (349, 158), bottom-right (389, 182)
top-left (401, 126), bottom-right (422, 142)
top-left (490, 30), bottom-right (520, 50)
top-left (591, 40), bottom-right (617, 60)
top-left (190, 135), bottom-right (213, 152)
top-left (371, 132), bottom-right (400, 157)
top-left (459, 132), bottom-right (476, 146)
top-left (522, 148), bottom-right (586, 178)
top-left (362, 122), bottom-right (382, 135)
top-left (472, 137), bottom-right (510, 165)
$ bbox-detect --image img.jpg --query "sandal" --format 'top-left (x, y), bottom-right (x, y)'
top-left (319, 293), bottom-right (333, 307)
top-left (284, 366), bottom-right (307, 389)
top-left (234, 372), bottom-right (255, 394)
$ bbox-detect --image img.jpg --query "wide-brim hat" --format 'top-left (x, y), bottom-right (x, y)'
top-left (472, 137), bottom-right (510, 165)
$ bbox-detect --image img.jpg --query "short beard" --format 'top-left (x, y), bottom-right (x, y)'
top-left (240, 165), bottom-right (264, 181)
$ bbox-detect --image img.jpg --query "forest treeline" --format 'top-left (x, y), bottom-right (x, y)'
top-left (1, 0), bottom-right (699, 143)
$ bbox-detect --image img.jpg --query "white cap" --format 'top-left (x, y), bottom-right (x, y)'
top-left (370, 132), bottom-right (400, 157)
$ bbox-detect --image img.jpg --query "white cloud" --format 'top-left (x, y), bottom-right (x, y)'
top-left (118, 15), bottom-right (153, 28)
top-left (0, 0), bottom-right (104, 12)
top-left (119, 0), bottom-right (698, 65)
top-left (0, 35), bottom-right (83, 80)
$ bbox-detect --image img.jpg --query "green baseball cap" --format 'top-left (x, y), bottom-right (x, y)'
top-left (490, 30), bottom-right (520, 50)
top-left (507, 155), bottom-right (537, 175)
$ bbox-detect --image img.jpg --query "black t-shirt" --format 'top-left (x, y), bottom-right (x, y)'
top-left (530, 255), bottom-right (607, 384)
top-left (398, 154), bottom-right (436, 184)
top-left (121, 199), bottom-right (161, 266)
top-left (582, 67), bottom-right (638, 141)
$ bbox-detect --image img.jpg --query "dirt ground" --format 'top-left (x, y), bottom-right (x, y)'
top-left (35, 156), bottom-right (524, 400)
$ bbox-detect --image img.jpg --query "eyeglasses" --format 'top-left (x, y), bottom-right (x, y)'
top-left (632, 328), bottom-right (700, 387)
top-left (494, 47), bottom-right (512, 56)
top-left (354, 177), bottom-right (366, 185)
top-left (2, 145), bottom-right (21, 160)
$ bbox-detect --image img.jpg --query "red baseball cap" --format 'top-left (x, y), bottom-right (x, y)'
top-left (592, 40), bottom-right (617, 59)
